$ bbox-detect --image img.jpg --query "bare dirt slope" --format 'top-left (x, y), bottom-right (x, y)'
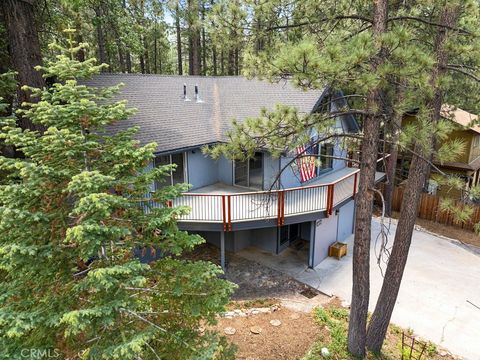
top-left (216, 306), bottom-right (319, 360)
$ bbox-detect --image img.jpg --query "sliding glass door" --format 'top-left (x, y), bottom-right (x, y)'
top-left (234, 152), bottom-right (263, 189)
top-left (234, 160), bottom-right (248, 187)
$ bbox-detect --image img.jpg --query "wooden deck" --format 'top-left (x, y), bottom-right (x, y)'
top-left (147, 167), bottom-right (385, 229)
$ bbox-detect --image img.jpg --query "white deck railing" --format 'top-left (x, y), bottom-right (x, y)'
top-left (147, 169), bottom-right (362, 231)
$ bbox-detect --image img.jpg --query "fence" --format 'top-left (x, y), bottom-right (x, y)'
top-left (379, 184), bottom-right (480, 232)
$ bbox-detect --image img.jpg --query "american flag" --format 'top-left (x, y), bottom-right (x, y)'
top-left (296, 144), bottom-right (317, 182)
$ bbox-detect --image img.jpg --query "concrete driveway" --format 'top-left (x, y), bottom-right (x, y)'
top-left (237, 218), bottom-right (480, 360)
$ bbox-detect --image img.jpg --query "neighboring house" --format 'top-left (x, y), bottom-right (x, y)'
top-left (87, 74), bottom-right (384, 269)
top-left (401, 106), bottom-right (480, 199)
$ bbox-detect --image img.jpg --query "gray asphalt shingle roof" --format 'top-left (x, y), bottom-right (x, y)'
top-left (84, 74), bottom-right (326, 153)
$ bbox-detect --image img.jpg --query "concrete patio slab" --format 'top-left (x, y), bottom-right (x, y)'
top-left (236, 218), bottom-right (480, 360)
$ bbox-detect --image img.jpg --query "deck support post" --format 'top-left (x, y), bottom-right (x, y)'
top-left (308, 221), bottom-right (316, 268)
top-left (220, 231), bottom-right (226, 271)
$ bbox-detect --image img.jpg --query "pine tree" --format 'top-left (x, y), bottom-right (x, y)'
top-left (0, 39), bottom-right (235, 359)
top-left (366, 1), bottom-right (480, 352)
top-left (1, 0), bottom-right (45, 135)
top-left (206, 0), bottom-right (479, 357)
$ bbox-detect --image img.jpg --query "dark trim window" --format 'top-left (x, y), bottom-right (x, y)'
top-left (318, 143), bottom-right (334, 173)
top-left (234, 152), bottom-right (263, 189)
top-left (473, 135), bottom-right (480, 149)
top-left (154, 153), bottom-right (186, 188)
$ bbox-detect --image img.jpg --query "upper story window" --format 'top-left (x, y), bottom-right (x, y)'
top-left (297, 142), bottom-right (334, 183)
top-left (318, 143), bottom-right (334, 172)
top-left (154, 153), bottom-right (186, 188)
top-left (473, 135), bottom-right (480, 149)
top-left (234, 152), bottom-right (263, 190)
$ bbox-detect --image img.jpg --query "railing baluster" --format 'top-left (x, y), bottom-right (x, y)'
top-left (227, 195), bottom-right (232, 231)
top-left (163, 168), bottom-right (363, 224)
top-left (222, 195), bottom-right (227, 231)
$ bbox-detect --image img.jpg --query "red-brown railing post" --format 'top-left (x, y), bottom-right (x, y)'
top-left (277, 191), bottom-right (285, 226)
top-left (326, 185), bottom-right (331, 217)
top-left (227, 195), bottom-right (232, 231)
top-left (222, 195), bottom-right (227, 231)
top-left (277, 192), bottom-right (281, 225)
top-left (326, 184), bottom-right (334, 216)
top-left (353, 172), bottom-right (358, 199)
top-left (329, 184), bottom-right (334, 215)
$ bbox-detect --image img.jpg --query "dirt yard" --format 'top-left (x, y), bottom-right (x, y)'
top-left (215, 304), bottom-right (319, 360)
top-left (212, 298), bottom-right (458, 360)
top-left (184, 243), bottom-right (459, 359)
top-left (183, 243), bottom-right (325, 300)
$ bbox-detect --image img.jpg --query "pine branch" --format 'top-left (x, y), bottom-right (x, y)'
top-left (264, 15), bottom-right (373, 31)
top-left (123, 287), bottom-right (209, 296)
top-left (379, 138), bottom-right (447, 176)
top-left (445, 65), bottom-right (480, 82)
top-left (447, 64), bottom-right (479, 71)
top-left (233, 109), bottom-right (371, 146)
top-left (371, 187), bottom-right (392, 277)
top-left (387, 16), bottom-right (472, 35)
top-left (119, 308), bottom-right (197, 351)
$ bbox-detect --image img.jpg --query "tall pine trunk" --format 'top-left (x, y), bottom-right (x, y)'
top-left (347, 0), bottom-right (388, 357)
top-left (211, 0), bottom-right (217, 75)
top-left (94, 5), bottom-right (107, 69)
top-left (212, 46), bottom-right (218, 75)
top-left (117, 41), bottom-right (125, 73)
top-left (1, 0), bottom-right (44, 134)
top-left (122, 0), bottom-right (132, 73)
top-left (384, 82), bottom-right (406, 216)
top-left (365, 4), bottom-right (460, 353)
top-left (234, 47), bottom-right (239, 75)
top-left (143, 36), bottom-right (150, 74)
top-left (201, 1), bottom-right (207, 75)
top-left (126, 51), bottom-right (132, 73)
top-left (109, 18), bottom-right (125, 73)
top-left (74, 15), bottom-right (86, 62)
top-left (139, 57), bottom-right (145, 74)
top-left (153, 28), bottom-right (158, 74)
top-left (220, 50), bottom-right (225, 75)
top-left (227, 48), bottom-right (235, 75)
top-left (175, 4), bottom-right (183, 75)
top-left (187, 0), bottom-right (201, 75)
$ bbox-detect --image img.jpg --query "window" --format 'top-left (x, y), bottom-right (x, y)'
top-left (318, 143), bottom-right (334, 172)
top-left (154, 153), bottom-right (186, 188)
top-left (311, 143), bottom-right (321, 175)
top-left (171, 153), bottom-right (185, 185)
top-left (234, 152), bottom-right (263, 189)
top-left (473, 136), bottom-right (480, 149)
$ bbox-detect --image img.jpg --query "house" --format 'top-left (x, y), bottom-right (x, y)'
top-left (86, 74), bottom-right (385, 269)
top-left (400, 106), bottom-right (480, 199)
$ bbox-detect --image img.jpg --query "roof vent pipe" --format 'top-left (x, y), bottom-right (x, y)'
top-left (195, 84), bottom-right (203, 103)
top-left (183, 83), bottom-right (190, 101)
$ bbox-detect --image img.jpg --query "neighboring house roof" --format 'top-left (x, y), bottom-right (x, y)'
top-left (441, 105), bottom-right (480, 134)
top-left (83, 74), bottom-right (328, 153)
top-left (434, 160), bottom-right (480, 172)
top-left (433, 106), bottom-right (480, 172)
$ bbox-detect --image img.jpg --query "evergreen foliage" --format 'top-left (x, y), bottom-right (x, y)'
top-left (207, 0), bottom-right (480, 356)
top-left (0, 40), bottom-right (235, 359)
top-left (210, 0), bottom-right (480, 225)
